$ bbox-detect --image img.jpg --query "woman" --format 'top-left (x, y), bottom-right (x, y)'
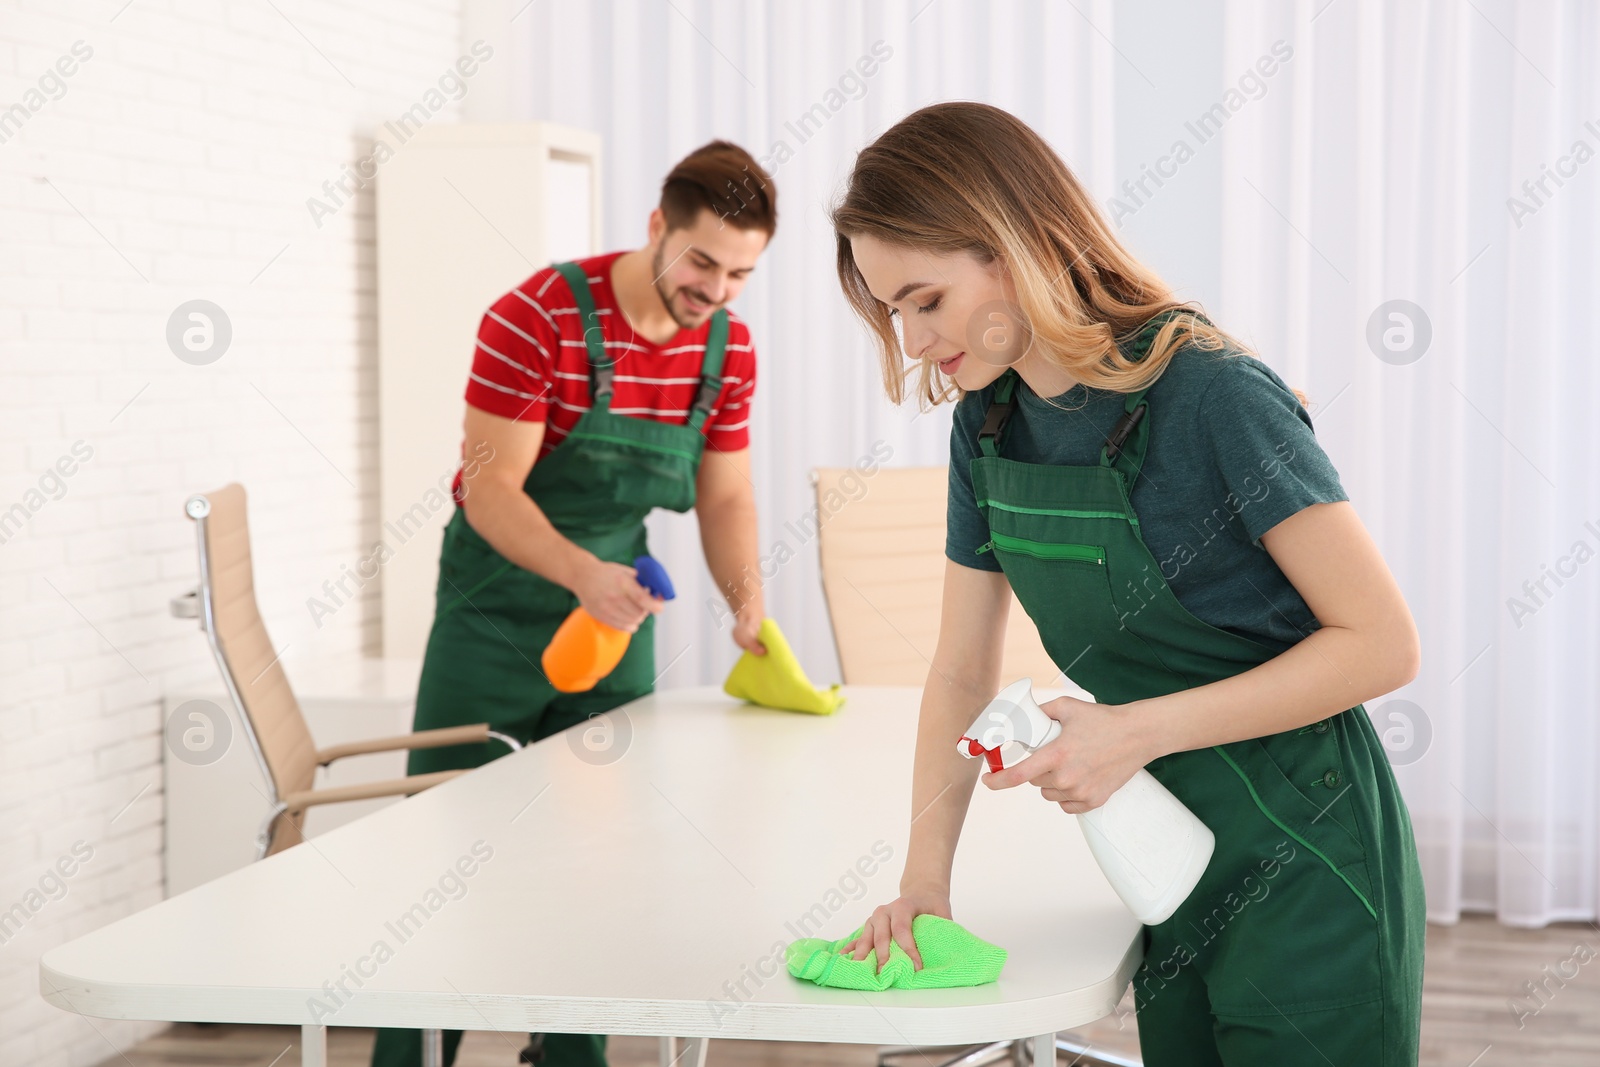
top-left (831, 102), bottom-right (1425, 1065)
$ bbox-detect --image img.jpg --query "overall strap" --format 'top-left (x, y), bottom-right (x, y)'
top-left (1099, 307), bottom-right (1207, 486)
top-left (552, 261), bottom-right (614, 404)
top-left (687, 309), bottom-right (730, 433)
top-left (976, 369), bottom-right (1019, 458)
top-left (1099, 384), bottom-right (1154, 484)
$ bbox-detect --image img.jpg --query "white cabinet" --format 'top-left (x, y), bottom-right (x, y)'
top-left (375, 122), bottom-right (602, 659)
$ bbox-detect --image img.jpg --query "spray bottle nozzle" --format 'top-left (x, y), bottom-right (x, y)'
top-left (956, 678), bottom-right (1061, 772)
top-left (632, 555), bottom-right (676, 600)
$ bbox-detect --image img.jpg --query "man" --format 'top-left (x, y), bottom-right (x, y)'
top-left (371, 140), bottom-right (775, 1067)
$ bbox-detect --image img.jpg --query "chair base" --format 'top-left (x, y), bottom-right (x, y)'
top-left (878, 1033), bottom-right (1141, 1067)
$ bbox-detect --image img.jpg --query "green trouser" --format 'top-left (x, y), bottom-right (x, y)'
top-left (1131, 712), bottom-right (1426, 1065)
top-left (371, 262), bottom-right (730, 1067)
top-left (967, 313), bottom-right (1425, 1065)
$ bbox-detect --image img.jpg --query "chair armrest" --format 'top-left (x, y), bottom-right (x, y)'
top-left (280, 769), bottom-right (464, 816)
top-left (169, 587), bottom-right (200, 619)
top-left (316, 723), bottom-right (520, 765)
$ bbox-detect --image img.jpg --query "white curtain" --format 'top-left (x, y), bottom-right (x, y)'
top-left (1218, 0), bottom-right (1600, 925)
top-left (503, 0), bottom-right (1598, 926)
top-left (505, 0), bottom-right (1115, 693)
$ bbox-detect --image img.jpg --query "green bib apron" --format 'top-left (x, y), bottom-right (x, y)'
top-left (371, 262), bottom-right (729, 1067)
top-left (969, 311), bottom-right (1424, 1065)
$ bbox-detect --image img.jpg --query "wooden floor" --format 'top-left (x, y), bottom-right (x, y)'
top-left (103, 914), bottom-right (1600, 1066)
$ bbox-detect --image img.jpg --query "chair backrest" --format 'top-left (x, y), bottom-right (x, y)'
top-left (187, 483), bottom-right (318, 805)
top-left (812, 466), bottom-right (1062, 688)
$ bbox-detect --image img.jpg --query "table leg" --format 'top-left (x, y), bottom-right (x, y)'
top-left (1053, 1035), bottom-right (1143, 1067)
top-left (1028, 1033), bottom-right (1055, 1065)
top-left (882, 1042), bottom-right (1013, 1067)
top-left (660, 1036), bottom-right (710, 1067)
top-left (300, 1024), bottom-right (327, 1067)
top-left (421, 1028), bottom-right (443, 1067)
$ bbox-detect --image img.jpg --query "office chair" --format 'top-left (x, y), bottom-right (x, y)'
top-left (176, 482), bottom-right (521, 858)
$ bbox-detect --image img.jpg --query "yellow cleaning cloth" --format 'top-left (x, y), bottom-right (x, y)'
top-left (722, 617), bottom-right (845, 715)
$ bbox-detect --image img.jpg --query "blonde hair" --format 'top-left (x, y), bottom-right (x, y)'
top-left (831, 102), bottom-right (1309, 411)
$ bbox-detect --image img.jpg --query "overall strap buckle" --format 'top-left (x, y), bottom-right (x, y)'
top-left (977, 369), bottom-right (1019, 458)
top-left (551, 261), bottom-right (615, 402)
top-left (1102, 402), bottom-right (1146, 464)
top-left (1100, 388), bottom-right (1153, 481)
top-left (1100, 308), bottom-right (1199, 481)
top-left (687, 309), bottom-right (731, 433)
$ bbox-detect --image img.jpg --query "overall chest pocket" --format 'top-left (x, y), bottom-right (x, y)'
top-left (978, 531), bottom-right (1106, 564)
top-left (979, 520), bottom-right (1196, 702)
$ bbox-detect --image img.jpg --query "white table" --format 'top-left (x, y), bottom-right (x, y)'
top-left (43, 686), bottom-right (1143, 1063)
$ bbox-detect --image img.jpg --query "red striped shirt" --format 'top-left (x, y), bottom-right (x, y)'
top-left (450, 250), bottom-right (757, 505)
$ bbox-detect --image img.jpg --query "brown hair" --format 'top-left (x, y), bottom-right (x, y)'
top-left (831, 102), bottom-right (1309, 410)
top-left (661, 140), bottom-right (779, 239)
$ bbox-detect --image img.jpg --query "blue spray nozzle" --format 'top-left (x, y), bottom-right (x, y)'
top-left (632, 555), bottom-right (676, 601)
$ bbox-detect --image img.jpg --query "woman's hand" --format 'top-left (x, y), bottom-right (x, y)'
top-left (843, 883), bottom-right (952, 972)
top-left (981, 695), bottom-right (1153, 813)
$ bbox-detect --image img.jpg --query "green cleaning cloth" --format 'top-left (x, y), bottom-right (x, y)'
top-left (786, 914), bottom-right (1007, 990)
top-left (722, 617), bottom-right (845, 715)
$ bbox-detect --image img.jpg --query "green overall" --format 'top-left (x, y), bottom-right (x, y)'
top-left (370, 262), bottom-right (729, 1067)
top-left (969, 311), bottom-right (1425, 1065)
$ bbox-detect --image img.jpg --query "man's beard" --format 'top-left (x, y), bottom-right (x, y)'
top-left (650, 244), bottom-right (716, 331)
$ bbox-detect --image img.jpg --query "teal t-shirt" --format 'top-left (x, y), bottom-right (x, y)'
top-left (946, 344), bottom-right (1348, 654)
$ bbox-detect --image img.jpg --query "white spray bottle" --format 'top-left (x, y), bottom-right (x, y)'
top-left (957, 678), bottom-right (1214, 924)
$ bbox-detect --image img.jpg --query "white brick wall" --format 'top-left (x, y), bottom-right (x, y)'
top-left (0, 2), bottom-right (470, 1063)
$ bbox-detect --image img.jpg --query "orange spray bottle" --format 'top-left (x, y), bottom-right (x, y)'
top-left (542, 556), bottom-right (675, 692)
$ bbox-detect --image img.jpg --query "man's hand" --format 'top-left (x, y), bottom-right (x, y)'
top-left (731, 607), bottom-right (767, 655)
top-left (571, 558), bottom-right (664, 632)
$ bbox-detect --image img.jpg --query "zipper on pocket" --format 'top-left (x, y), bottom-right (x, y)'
top-left (982, 531), bottom-right (1104, 564)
